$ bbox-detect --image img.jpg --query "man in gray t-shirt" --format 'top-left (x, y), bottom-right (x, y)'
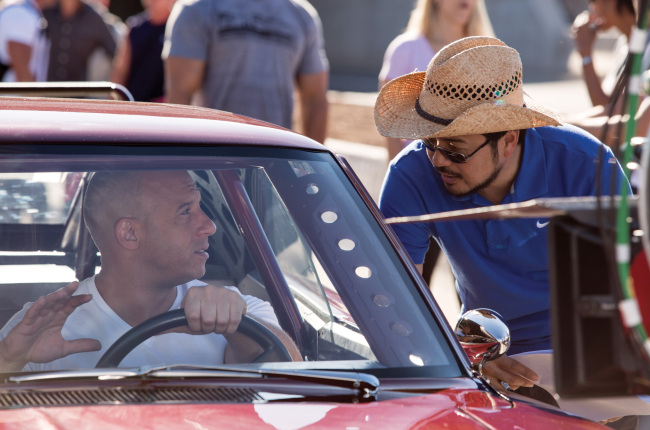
top-left (162, 0), bottom-right (329, 143)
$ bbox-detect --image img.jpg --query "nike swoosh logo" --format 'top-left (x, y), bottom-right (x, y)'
top-left (536, 220), bottom-right (550, 228)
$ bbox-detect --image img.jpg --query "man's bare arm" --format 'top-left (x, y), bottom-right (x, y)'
top-left (296, 71), bottom-right (329, 144)
top-left (164, 56), bottom-right (205, 105)
top-left (224, 317), bottom-right (302, 364)
top-left (7, 41), bottom-right (34, 82)
top-left (569, 95), bottom-right (650, 148)
top-left (572, 11), bottom-right (610, 108)
top-left (415, 263), bottom-right (424, 274)
top-left (179, 284), bottom-right (301, 363)
top-left (109, 32), bottom-right (131, 86)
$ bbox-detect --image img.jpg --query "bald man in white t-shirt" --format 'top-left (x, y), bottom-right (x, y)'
top-left (0, 170), bottom-right (300, 371)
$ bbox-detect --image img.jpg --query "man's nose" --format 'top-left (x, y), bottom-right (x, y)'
top-left (198, 209), bottom-right (217, 236)
top-left (431, 148), bottom-right (452, 167)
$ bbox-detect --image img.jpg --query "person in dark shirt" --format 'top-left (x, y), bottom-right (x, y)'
top-left (43, 0), bottom-right (117, 81)
top-left (110, 0), bottom-right (174, 102)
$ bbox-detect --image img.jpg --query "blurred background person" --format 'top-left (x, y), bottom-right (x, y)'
top-left (377, 0), bottom-right (494, 287)
top-left (571, 0), bottom-right (637, 111)
top-left (378, 0), bottom-right (494, 162)
top-left (162, 0), bottom-right (329, 143)
top-left (567, 0), bottom-right (650, 150)
top-left (43, 0), bottom-right (118, 81)
top-left (110, 0), bottom-right (174, 102)
top-left (0, 0), bottom-right (52, 82)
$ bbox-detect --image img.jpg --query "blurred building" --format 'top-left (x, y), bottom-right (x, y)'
top-left (310, 0), bottom-right (582, 91)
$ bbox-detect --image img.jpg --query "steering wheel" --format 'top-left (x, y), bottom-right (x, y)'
top-left (96, 309), bottom-right (292, 368)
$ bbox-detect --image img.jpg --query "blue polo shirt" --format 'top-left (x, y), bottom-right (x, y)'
top-left (379, 124), bottom-right (628, 354)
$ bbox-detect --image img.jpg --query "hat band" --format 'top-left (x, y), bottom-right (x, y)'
top-left (415, 97), bottom-right (453, 126)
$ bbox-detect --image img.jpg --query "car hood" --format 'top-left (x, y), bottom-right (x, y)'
top-left (0, 388), bottom-right (602, 429)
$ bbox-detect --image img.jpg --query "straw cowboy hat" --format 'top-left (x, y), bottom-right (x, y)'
top-left (374, 36), bottom-right (561, 139)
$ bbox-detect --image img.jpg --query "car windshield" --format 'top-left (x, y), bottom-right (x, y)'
top-left (0, 144), bottom-right (462, 378)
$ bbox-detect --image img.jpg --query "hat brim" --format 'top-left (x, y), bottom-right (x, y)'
top-left (374, 71), bottom-right (561, 139)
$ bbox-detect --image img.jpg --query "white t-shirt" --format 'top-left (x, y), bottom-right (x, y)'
top-left (0, 0), bottom-right (50, 82)
top-left (0, 276), bottom-right (279, 371)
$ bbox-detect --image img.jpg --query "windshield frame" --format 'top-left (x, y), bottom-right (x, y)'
top-left (0, 142), bottom-right (469, 379)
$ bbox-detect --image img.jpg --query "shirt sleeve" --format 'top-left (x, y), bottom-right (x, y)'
top-left (162, 0), bottom-right (210, 61)
top-left (0, 6), bottom-right (40, 47)
top-left (222, 286), bottom-right (280, 327)
top-left (593, 144), bottom-right (632, 196)
top-left (243, 294), bottom-right (280, 326)
top-left (378, 158), bottom-right (434, 265)
top-left (294, 1), bottom-right (329, 76)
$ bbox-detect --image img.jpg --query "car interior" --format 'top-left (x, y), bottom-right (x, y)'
top-left (0, 146), bottom-right (460, 375)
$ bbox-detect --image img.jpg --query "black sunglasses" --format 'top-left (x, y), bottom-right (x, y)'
top-left (421, 137), bottom-right (494, 164)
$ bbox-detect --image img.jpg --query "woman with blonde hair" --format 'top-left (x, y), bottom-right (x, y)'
top-left (379, 0), bottom-right (494, 161)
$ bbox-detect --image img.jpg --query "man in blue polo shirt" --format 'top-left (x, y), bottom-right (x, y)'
top-left (375, 37), bottom-right (628, 392)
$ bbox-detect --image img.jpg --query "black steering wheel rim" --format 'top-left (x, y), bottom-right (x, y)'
top-left (96, 309), bottom-right (292, 368)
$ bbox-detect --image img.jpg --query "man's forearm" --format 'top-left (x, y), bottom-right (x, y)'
top-left (581, 62), bottom-right (609, 107)
top-left (223, 331), bottom-right (264, 364)
top-left (296, 71), bottom-right (329, 144)
top-left (224, 317), bottom-right (302, 363)
top-left (164, 56), bottom-right (205, 105)
top-left (165, 87), bottom-right (194, 105)
top-left (7, 41), bottom-right (35, 82)
top-left (301, 97), bottom-right (328, 144)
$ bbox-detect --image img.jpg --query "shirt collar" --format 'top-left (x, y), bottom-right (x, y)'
top-left (510, 128), bottom-right (548, 201)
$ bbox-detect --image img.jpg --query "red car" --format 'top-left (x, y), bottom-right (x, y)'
top-left (0, 96), bottom-right (605, 429)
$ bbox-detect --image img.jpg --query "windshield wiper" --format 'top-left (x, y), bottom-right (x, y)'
top-left (8, 364), bottom-right (380, 401)
top-left (152, 365), bottom-right (379, 400)
top-left (9, 368), bottom-right (141, 382)
top-left (7, 365), bottom-right (260, 383)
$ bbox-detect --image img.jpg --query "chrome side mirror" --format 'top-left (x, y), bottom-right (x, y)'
top-left (455, 308), bottom-right (511, 377)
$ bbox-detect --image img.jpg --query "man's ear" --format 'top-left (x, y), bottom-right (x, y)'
top-left (114, 218), bottom-right (140, 250)
top-left (502, 130), bottom-right (520, 157)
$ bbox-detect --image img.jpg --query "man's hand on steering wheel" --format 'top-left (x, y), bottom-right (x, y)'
top-left (179, 285), bottom-right (248, 335)
top-left (94, 284), bottom-right (300, 367)
top-left (177, 285), bottom-right (266, 363)
top-left (95, 310), bottom-right (295, 368)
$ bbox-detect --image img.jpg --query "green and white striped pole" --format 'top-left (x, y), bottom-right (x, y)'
top-left (618, 9), bottom-right (650, 356)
